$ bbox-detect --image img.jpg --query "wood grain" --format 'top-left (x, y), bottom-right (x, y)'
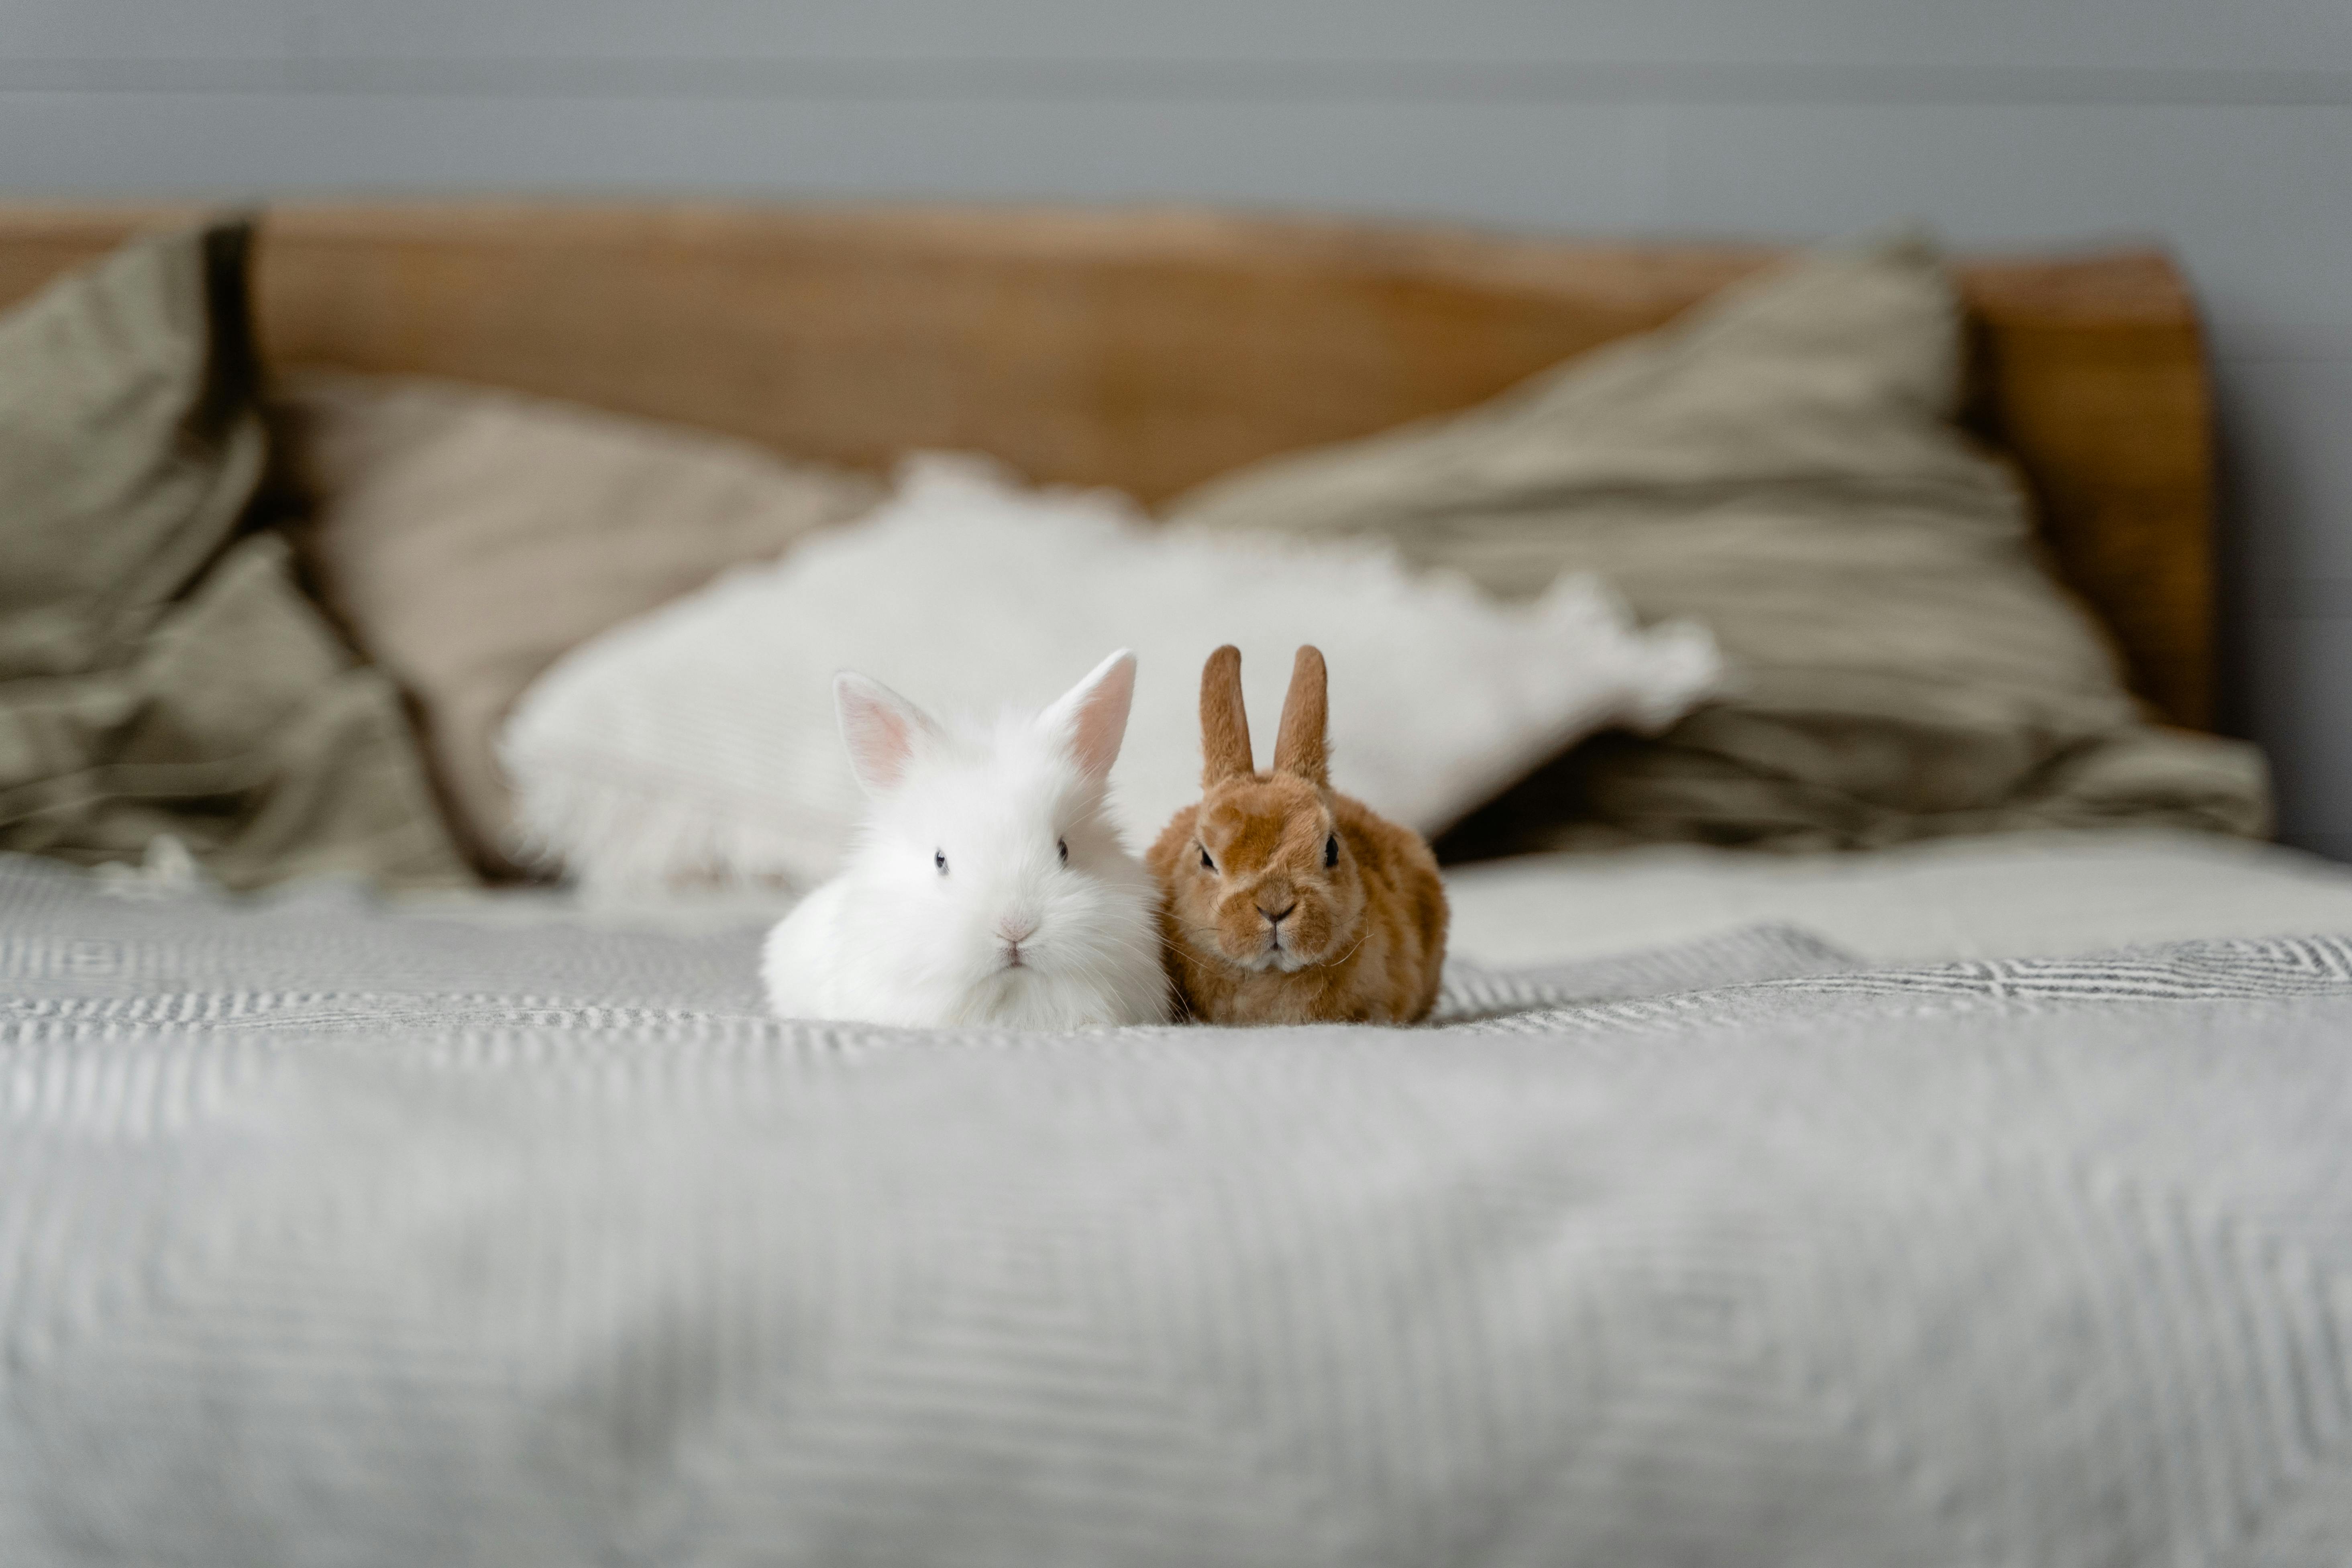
top-left (0, 202), bottom-right (2214, 728)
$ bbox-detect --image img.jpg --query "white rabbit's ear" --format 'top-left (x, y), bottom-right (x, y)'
top-left (836, 672), bottom-right (940, 795)
top-left (1039, 649), bottom-right (1136, 783)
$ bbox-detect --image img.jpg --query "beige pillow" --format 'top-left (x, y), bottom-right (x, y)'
top-left (279, 374), bottom-right (884, 875)
top-left (1168, 235), bottom-right (2270, 853)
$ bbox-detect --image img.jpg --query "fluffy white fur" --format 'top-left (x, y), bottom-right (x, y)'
top-left (760, 650), bottom-right (1168, 1029)
top-left (503, 454), bottom-right (1719, 897)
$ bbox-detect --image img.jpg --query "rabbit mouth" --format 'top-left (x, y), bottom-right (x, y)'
top-left (1235, 934), bottom-right (1313, 974)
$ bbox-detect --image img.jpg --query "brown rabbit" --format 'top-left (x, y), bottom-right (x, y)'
top-left (1148, 645), bottom-right (1449, 1026)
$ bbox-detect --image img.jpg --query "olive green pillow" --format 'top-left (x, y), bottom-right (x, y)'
top-left (1168, 236), bottom-right (2269, 855)
top-left (0, 221), bottom-right (470, 889)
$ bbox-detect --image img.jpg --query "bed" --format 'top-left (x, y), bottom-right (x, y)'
top-left (5, 205), bottom-right (2351, 1566)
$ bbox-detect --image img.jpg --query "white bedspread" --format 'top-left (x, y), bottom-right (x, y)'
top-left (9, 848), bottom-right (2352, 1564)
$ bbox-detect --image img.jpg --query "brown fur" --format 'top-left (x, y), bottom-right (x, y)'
top-left (1147, 646), bottom-right (1449, 1026)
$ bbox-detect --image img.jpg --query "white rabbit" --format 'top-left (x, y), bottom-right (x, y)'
top-left (762, 650), bottom-right (1170, 1029)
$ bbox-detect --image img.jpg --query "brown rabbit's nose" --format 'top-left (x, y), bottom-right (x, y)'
top-left (1258, 899), bottom-right (1297, 927)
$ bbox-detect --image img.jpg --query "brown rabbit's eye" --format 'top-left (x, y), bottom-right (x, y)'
top-left (1199, 846), bottom-right (1215, 873)
top-left (1324, 834), bottom-right (1339, 869)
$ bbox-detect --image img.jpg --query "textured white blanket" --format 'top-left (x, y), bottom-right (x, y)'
top-left (502, 456), bottom-right (1716, 894)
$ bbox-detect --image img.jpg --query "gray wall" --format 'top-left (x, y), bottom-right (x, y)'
top-left (8, 1), bottom-right (2350, 852)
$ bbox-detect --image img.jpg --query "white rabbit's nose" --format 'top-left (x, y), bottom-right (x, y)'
top-left (997, 913), bottom-right (1040, 946)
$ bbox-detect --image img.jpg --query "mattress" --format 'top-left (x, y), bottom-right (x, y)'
top-left (1444, 828), bottom-right (2352, 967)
top-left (378, 828), bottom-right (2352, 973)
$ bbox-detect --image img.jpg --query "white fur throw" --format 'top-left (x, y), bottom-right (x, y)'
top-left (501, 456), bottom-right (1718, 896)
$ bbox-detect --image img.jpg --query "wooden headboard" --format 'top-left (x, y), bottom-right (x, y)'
top-left (0, 203), bottom-right (2215, 729)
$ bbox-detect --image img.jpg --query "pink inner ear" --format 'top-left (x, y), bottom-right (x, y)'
top-left (1057, 653), bottom-right (1135, 781)
top-left (840, 684), bottom-right (920, 793)
top-left (1070, 695), bottom-right (1122, 779)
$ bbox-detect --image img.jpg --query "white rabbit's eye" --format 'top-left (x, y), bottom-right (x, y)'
top-left (1058, 838), bottom-right (1069, 865)
top-left (1324, 834), bottom-right (1338, 869)
top-left (1199, 846), bottom-right (1215, 873)
top-left (934, 849), bottom-right (948, 875)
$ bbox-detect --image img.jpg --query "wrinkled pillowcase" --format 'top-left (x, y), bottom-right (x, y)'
top-left (277, 373), bottom-right (886, 876)
top-left (1165, 235), bottom-right (2270, 853)
top-left (0, 222), bottom-right (469, 890)
top-left (499, 455), bottom-right (1720, 897)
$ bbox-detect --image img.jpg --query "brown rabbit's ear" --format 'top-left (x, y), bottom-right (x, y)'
top-left (1272, 645), bottom-right (1329, 786)
top-left (1199, 644), bottom-right (1253, 785)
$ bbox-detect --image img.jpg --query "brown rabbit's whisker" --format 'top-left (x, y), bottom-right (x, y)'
top-left (1304, 932), bottom-right (1371, 973)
